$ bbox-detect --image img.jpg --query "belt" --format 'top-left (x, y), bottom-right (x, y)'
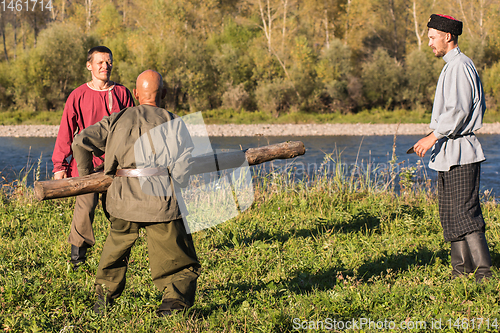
top-left (448, 132), bottom-right (474, 139)
top-left (115, 168), bottom-right (169, 177)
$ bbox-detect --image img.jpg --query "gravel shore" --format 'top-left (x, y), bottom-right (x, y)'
top-left (1, 123), bottom-right (500, 137)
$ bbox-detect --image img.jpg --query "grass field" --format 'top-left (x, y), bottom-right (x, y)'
top-left (3, 106), bottom-right (500, 126)
top-left (1, 157), bottom-right (499, 332)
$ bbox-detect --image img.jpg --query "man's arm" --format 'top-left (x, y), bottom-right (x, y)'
top-left (414, 132), bottom-right (438, 157)
top-left (53, 170), bottom-right (67, 180)
top-left (52, 93), bottom-right (79, 175)
top-left (72, 114), bottom-right (115, 177)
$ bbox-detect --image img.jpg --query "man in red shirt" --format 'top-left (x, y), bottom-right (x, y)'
top-left (52, 46), bottom-right (135, 270)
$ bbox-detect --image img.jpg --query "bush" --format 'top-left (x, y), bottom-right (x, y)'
top-left (315, 39), bottom-right (360, 113)
top-left (222, 83), bottom-right (251, 111)
top-left (361, 48), bottom-right (403, 109)
top-left (403, 49), bottom-right (438, 109)
top-left (0, 62), bottom-right (13, 109)
top-left (255, 79), bottom-right (297, 117)
top-left (482, 60), bottom-right (500, 108)
top-left (13, 22), bottom-right (88, 111)
top-left (288, 36), bottom-right (317, 104)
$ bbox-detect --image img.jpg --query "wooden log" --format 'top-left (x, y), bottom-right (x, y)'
top-left (34, 141), bottom-right (306, 201)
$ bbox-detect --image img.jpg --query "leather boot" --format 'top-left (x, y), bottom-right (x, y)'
top-left (450, 240), bottom-right (473, 278)
top-left (93, 294), bottom-right (114, 315)
top-left (465, 232), bottom-right (493, 283)
top-left (70, 244), bottom-right (88, 271)
top-left (156, 298), bottom-right (187, 317)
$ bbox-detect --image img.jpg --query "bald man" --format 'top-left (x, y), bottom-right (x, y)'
top-left (72, 70), bottom-right (200, 316)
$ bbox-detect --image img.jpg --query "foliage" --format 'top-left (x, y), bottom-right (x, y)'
top-left (483, 61), bottom-right (500, 108)
top-left (0, 61), bottom-right (13, 109)
top-left (1, 0), bottom-right (500, 116)
top-left (11, 22), bottom-right (89, 111)
top-left (403, 49), bottom-right (440, 109)
top-left (221, 83), bottom-right (252, 111)
top-left (1, 156), bottom-right (500, 332)
top-left (361, 48), bottom-right (403, 109)
top-left (255, 79), bottom-right (297, 117)
top-left (315, 39), bottom-right (360, 113)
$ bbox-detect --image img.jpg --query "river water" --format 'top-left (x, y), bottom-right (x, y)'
top-left (1, 135), bottom-right (499, 196)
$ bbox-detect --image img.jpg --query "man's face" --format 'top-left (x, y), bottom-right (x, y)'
top-left (86, 52), bottom-right (113, 82)
top-left (428, 28), bottom-right (448, 58)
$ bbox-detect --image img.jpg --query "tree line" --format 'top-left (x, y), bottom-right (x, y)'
top-left (1, 0), bottom-right (500, 116)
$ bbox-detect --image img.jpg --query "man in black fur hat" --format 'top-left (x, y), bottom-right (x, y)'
top-left (412, 14), bottom-right (493, 282)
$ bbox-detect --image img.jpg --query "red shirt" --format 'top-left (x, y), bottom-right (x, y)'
top-left (52, 83), bottom-right (135, 177)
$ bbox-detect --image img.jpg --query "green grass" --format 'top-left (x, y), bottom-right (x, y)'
top-left (180, 107), bottom-right (435, 125)
top-left (0, 110), bottom-right (64, 125)
top-left (1, 159), bottom-right (500, 332)
top-left (5, 106), bottom-right (500, 125)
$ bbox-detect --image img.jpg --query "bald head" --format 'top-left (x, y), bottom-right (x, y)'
top-left (133, 70), bottom-right (165, 106)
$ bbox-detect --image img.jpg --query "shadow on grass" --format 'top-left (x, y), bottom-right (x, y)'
top-left (282, 247), bottom-right (449, 294)
top-left (215, 211), bottom-right (384, 250)
top-left (355, 247), bottom-right (449, 280)
top-left (490, 247), bottom-right (500, 268)
top-left (329, 211), bottom-right (381, 234)
top-left (194, 246), bottom-right (450, 318)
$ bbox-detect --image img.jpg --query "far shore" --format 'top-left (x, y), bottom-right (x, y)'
top-left (2, 123), bottom-right (500, 137)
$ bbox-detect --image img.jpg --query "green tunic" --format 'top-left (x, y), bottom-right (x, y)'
top-left (72, 104), bottom-right (194, 222)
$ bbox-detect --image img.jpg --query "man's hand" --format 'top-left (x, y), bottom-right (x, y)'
top-left (54, 170), bottom-right (67, 180)
top-left (413, 132), bottom-right (438, 157)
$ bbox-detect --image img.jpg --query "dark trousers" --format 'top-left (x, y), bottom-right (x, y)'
top-left (95, 216), bottom-right (200, 306)
top-left (438, 162), bottom-right (485, 242)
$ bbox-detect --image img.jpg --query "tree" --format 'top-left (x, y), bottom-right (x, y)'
top-left (446, 0), bottom-right (500, 68)
top-left (361, 48), bottom-right (403, 108)
top-left (404, 49), bottom-right (439, 108)
top-left (316, 38), bottom-right (358, 112)
top-left (13, 22), bottom-right (88, 111)
top-left (0, 12), bottom-right (8, 62)
top-left (410, 0), bottom-right (437, 50)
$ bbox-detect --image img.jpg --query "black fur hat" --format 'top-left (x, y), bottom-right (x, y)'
top-left (427, 14), bottom-right (463, 35)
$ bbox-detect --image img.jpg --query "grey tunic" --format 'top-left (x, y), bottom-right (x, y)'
top-left (429, 47), bottom-right (486, 172)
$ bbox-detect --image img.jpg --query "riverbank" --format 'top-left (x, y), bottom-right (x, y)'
top-left (3, 123), bottom-right (500, 137)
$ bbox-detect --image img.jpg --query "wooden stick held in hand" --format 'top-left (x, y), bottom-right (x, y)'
top-left (34, 141), bottom-right (306, 201)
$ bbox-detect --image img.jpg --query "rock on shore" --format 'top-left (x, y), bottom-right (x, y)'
top-left (1, 123), bottom-right (500, 137)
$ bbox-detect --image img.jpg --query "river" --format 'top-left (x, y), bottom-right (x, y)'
top-left (1, 135), bottom-right (499, 197)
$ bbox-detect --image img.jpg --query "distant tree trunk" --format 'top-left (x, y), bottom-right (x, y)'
top-left (85, 0), bottom-right (93, 32)
top-left (13, 12), bottom-right (17, 59)
top-left (324, 9), bottom-right (330, 49)
top-left (0, 14), bottom-right (8, 62)
top-left (412, 0), bottom-right (422, 50)
top-left (122, 0), bottom-right (127, 23)
top-left (344, 0), bottom-right (351, 45)
top-left (258, 0), bottom-right (273, 53)
top-left (61, 0), bottom-right (66, 22)
top-left (1, 30), bottom-right (8, 63)
top-left (389, 0), bottom-right (398, 59)
top-left (281, 0), bottom-right (287, 54)
top-left (33, 14), bottom-right (38, 47)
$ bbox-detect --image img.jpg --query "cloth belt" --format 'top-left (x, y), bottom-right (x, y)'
top-left (448, 132), bottom-right (474, 139)
top-left (115, 168), bottom-right (169, 177)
